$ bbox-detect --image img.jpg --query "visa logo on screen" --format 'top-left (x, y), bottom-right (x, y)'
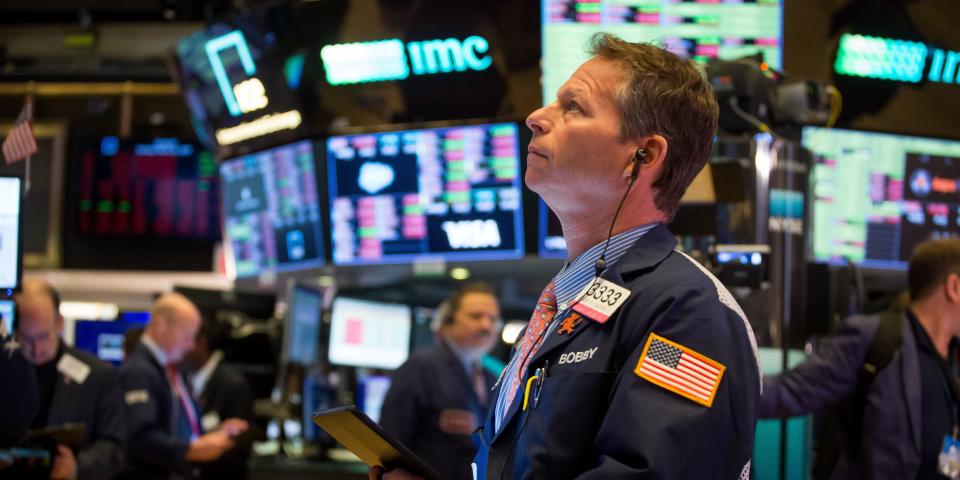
top-left (442, 219), bottom-right (502, 249)
top-left (320, 36), bottom-right (493, 86)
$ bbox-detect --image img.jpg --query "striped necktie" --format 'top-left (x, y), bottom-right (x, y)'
top-left (166, 364), bottom-right (202, 440)
top-left (496, 281), bottom-right (557, 428)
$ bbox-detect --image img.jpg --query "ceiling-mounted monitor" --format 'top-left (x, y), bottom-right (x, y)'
top-left (804, 126), bottom-right (960, 270)
top-left (75, 137), bottom-right (219, 241)
top-left (220, 140), bottom-right (324, 278)
top-left (541, 0), bottom-right (784, 105)
top-left (326, 122), bottom-right (524, 265)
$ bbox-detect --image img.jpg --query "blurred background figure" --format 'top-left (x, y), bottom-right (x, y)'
top-left (118, 293), bottom-right (248, 480)
top-left (0, 301), bottom-right (40, 479)
top-left (760, 238), bottom-right (960, 479)
top-left (15, 278), bottom-right (126, 480)
top-left (183, 317), bottom-right (256, 480)
top-left (379, 283), bottom-right (501, 480)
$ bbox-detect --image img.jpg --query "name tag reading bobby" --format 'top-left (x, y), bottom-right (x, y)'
top-left (57, 353), bottom-right (91, 384)
top-left (571, 278), bottom-right (630, 324)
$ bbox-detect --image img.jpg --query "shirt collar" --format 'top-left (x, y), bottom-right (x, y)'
top-left (189, 350), bottom-right (224, 399)
top-left (552, 223), bottom-right (658, 310)
top-left (140, 335), bottom-right (170, 367)
top-left (442, 336), bottom-right (479, 374)
top-left (908, 309), bottom-right (960, 359)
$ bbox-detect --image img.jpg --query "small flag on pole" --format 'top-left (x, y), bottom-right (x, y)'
top-left (3, 98), bottom-right (38, 165)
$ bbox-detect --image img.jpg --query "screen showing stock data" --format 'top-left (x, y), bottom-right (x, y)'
top-left (76, 137), bottom-right (219, 240)
top-left (328, 297), bottom-right (411, 369)
top-left (0, 177), bottom-right (21, 292)
top-left (804, 127), bottom-right (960, 270)
top-left (220, 140), bottom-right (324, 277)
top-left (327, 123), bottom-right (524, 265)
top-left (542, 0), bottom-right (782, 104)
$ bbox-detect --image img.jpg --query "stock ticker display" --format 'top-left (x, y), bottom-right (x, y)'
top-left (220, 140), bottom-right (324, 277)
top-left (542, 0), bottom-right (782, 104)
top-left (804, 127), bottom-right (960, 269)
top-left (327, 123), bottom-right (524, 265)
top-left (76, 137), bottom-right (219, 240)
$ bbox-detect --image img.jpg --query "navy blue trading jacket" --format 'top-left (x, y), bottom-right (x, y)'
top-left (473, 224), bottom-right (761, 479)
top-left (760, 313), bottom-right (923, 479)
top-left (381, 341), bottom-right (497, 480)
top-left (117, 342), bottom-right (198, 480)
top-left (44, 344), bottom-right (127, 480)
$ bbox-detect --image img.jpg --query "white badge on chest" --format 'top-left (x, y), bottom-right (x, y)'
top-left (570, 278), bottom-right (631, 324)
top-left (57, 353), bottom-right (91, 385)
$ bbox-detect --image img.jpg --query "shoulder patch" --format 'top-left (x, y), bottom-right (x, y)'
top-left (635, 333), bottom-right (725, 407)
top-left (124, 389), bottom-right (150, 405)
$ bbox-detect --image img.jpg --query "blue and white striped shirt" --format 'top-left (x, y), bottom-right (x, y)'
top-left (493, 223), bottom-right (658, 432)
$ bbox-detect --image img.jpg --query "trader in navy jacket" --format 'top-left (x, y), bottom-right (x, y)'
top-left (118, 293), bottom-right (247, 480)
top-left (16, 278), bottom-right (126, 480)
top-left (380, 283), bottom-right (501, 480)
top-left (761, 238), bottom-right (960, 479)
top-left (373, 33), bottom-right (760, 480)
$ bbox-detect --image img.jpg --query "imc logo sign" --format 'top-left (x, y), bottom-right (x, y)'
top-left (320, 36), bottom-right (493, 86)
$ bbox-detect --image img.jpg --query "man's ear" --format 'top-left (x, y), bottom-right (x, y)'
top-left (947, 273), bottom-right (960, 304)
top-left (622, 134), bottom-right (668, 180)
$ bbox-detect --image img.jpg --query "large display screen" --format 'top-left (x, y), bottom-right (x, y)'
top-left (0, 176), bottom-right (22, 292)
top-left (74, 318), bottom-right (149, 365)
top-left (542, 0), bottom-right (783, 104)
top-left (75, 137), bottom-right (219, 241)
top-left (283, 284), bottom-right (323, 365)
top-left (804, 127), bottom-right (960, 269)
top-left (220, 140), bottom-right (324, 278)
top-left (328, 297), bottom-right (411, 370)
top-left (327, 123), bottom-right (524, 265)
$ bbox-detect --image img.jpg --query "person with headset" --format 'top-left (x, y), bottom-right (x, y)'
top-left (372, 32), bottom-right (760, 480)
top-left (379, 283), bottom-right (501, 480)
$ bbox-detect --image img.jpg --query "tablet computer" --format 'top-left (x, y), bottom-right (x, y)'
top-left (312, 405), bottom-right (440, 480)
top-left (21, 422), bottom-right (86, 450)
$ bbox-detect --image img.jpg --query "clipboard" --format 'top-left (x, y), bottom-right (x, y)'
top-left (312, 405), bottom-right (441, 480)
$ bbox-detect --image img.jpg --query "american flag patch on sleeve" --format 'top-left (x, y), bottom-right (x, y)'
top-left (634, 333), bottom-right (725, 407)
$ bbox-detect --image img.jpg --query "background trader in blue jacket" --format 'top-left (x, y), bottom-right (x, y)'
top-left (119, 293), bottom-right (248, 479)
top-left (373, 32), bottom-right (761, 480)
top-left (380, 283), bottom-right (501, 480)
top-left (760, 238), bottom-right (960, 479)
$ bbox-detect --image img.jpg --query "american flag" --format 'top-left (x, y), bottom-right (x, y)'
top-left (3, 99), bottom-right (37, 165)
top-left (635, 334), bottom-right (725, 407)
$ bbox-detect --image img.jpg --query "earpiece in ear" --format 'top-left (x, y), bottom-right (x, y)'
top-left (630, 148), bottom-right (646, 180)
top-left (635, 147), bottom-right (648, 163)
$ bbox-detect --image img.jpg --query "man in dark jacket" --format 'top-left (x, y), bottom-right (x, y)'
top-left (374, 32), bottom-right (760, 480)
top-left (380, 283), bottom-right (500, 480)
top-left (118, 293), bottom-right (247, 480)
top-left (183, 317), bottom-right (256, 479)
top-left (761, 238), bottom-right (960, 479)
top-left (16, 278), bottom-right (126, 480)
